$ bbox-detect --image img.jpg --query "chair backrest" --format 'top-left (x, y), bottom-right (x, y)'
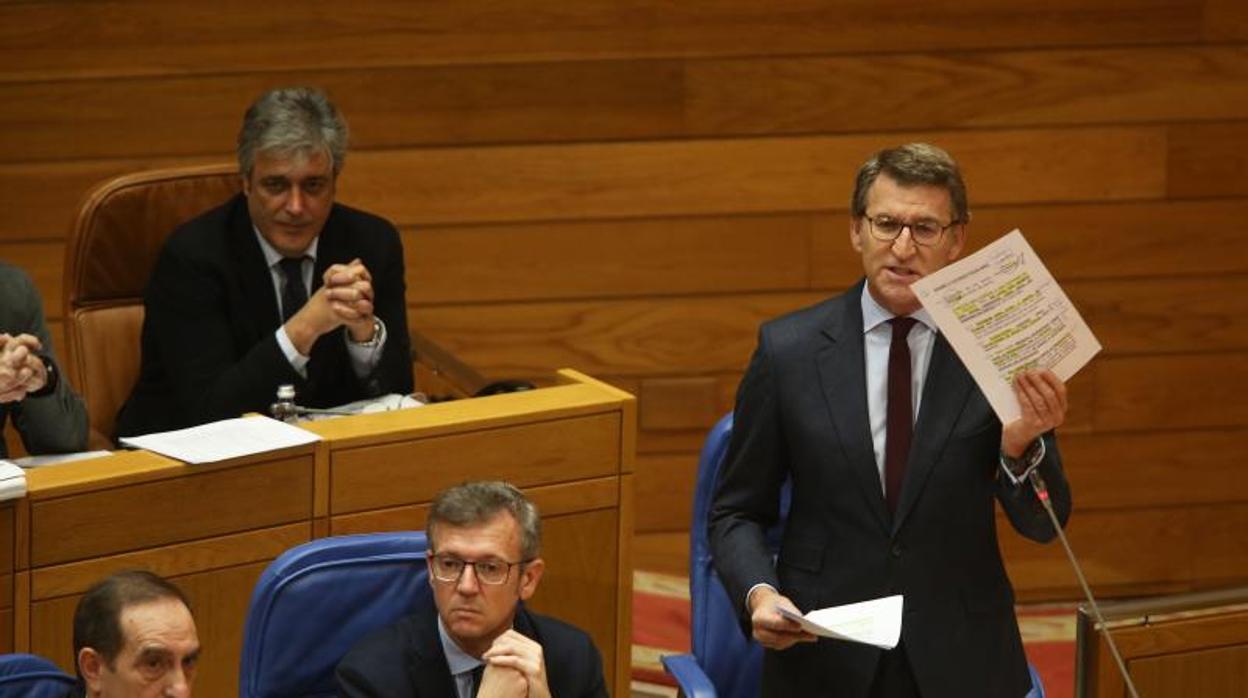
top-left (688, 413), bottom-right (1044, 698)
top-left (0, 653), bottom-right (77, 697)
top-left (63, 164), bottom-right (241, 445)
top-left (239, 531), bottom-right (430, 698)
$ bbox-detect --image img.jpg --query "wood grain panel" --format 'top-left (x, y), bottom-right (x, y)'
top-left (416, 293), bottom-right (822, 378)
top-left (1061, 428), bottom-right (1248, 510)
top-left (1167, 122), bottom-right (1248, 199)
top-left (0, 241), bottom-right (63, 320)
top-left (1070, 277), bottom-right (1248, 356)
top-left (640, 378), bottom-right (722, 432)
top-left (330, 413), bottom-right (620, 514)
top-left (1093, 353), bottom-right (1248, 432)
top-left (0, 61), bottom-right (684, 161)
top-left (1190, 503), bottom-right (1248, 582)
top-left (31, 457), bottom-right (313, 566)
top-left (405, 214), bottom-right (819, 305)
top-left (635, 453), bottom-right (698, 533)
top-left (31, 560), bottom-right (270, 698)
top-left (0, 609), bottom-right (10, 654)
top-left (0, 1), bottom-right (1205, 82)
top-left (1000, 506), bottom-right (1193, 598)
top-left (687, 46), bottom-right (1248, 135)
top-left (1131, 644), bottom-right (1248, 698)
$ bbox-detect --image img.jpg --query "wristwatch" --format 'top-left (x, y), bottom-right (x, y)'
top-left (1000, 437), bottom-right (1046, 485)
top-left (347, 318), bottom-right (383, 348)
top-left (27, 352), bottom-right (58, 398)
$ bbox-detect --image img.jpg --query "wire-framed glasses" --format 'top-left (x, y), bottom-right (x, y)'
top-left (864, 214), bottom-right (959, 247)
top-left (429, 553), bottom-right (530, 585)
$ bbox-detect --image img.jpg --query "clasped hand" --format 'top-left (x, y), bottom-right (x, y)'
top-left (476, 629), bottom-right (551, 698)
top-left (285, 259), bottom-right (377, 354)
top-left (0, 333), bottom-right (47, 403)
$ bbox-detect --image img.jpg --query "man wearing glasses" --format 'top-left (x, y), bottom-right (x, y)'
top-left (710, 144), bottom-right (1071, 697)
top-left (336, 481), bottom-right (608, 698)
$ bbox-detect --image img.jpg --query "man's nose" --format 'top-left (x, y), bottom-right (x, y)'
top-left (167, 670), bottom-right (192, 697)
top-left (284, 187), bottom-right (305, 215)
top-left (456, 565), bottom-right (481, 594)
top-left (890, 227), bottom-right (918, 257)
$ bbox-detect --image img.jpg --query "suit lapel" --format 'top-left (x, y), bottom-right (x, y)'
top-left (226, 195), bottom-right (284, 334)
top-left (816, 286), bottom-right (890, 534)
top-left (892, 332), bottom-right (974, 534)
top-left (409, 604), bottom-right (459, 697)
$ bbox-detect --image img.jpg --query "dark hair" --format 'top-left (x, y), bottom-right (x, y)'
top-left (72, 570), bottom-right (192, 674)
top-left (850, 143), bottom-right (969, 224)
top-left (428, 481), bottom-right (542, 560)
top-left (237, 86), bottom-right (348, 177)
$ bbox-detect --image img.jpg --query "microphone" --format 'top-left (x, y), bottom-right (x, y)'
top-left (1027, 469), bottom-right (1141, 698)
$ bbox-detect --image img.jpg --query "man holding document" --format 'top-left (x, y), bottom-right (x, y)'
top-left (709, 143), bottom-right (1072, 697)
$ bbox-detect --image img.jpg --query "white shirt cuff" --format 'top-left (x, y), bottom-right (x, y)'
top-left (1000, 437), bottom-right (1046, 486)
top-left (346, 317), bottom-right (387, 379)
top-left (275, 327), bottom-right (310, 377)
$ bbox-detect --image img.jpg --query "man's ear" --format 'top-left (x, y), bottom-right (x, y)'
top-left (850, 218), bottom-right (865, 253)
top-left (79, 647), bottom-right (105, 690)
top-left (517, 557), bottom-right (544, 601)
top-left (240, 173), bottom-right (251, 197)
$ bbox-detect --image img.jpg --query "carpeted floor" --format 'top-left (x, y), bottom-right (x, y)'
top-left (632, 571), bottom-right (1076, 697)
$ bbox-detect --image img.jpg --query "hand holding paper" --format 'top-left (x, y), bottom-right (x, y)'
top-left (776, 595), bottom-right (903, 650)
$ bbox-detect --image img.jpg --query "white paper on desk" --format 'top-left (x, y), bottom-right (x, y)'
top-left (777, 595), bottom-right (903, 649)
top-left (298, 393), bottom-right (425, 422)
top-left (7, 450), bottom-right (112, 468)
top-left (119, 415), bottom-right (321, 464)
top-left (0, 461), bottom-right (26, 501)
top-left (911, 229), bottom-right (1102, 423)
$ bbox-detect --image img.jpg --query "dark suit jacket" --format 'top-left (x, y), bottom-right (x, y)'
top-left (115, 194), bottom-right (413, 438)
top-left (335, 596), bottom-right (608, 698)
top-left (708, 281), bottom-right (1072, 698)
top-left (0, 262), bottom-right (88, 457)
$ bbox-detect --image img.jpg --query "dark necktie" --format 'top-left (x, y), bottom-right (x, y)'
top-left (885, 317), bottom-right (917, 514)
top-left (278, 256), bottom-right (307, 323)
top-left (470, 663), bottom-right (485, 698)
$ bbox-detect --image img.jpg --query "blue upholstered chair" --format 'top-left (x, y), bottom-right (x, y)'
top-left (661, 413), bottom-right (1046, 698)
top-left (0, 653), bottom-right (77, 697)
top-left (239, 531), bottom-right (430, 698)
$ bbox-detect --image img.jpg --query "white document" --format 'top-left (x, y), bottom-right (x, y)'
top-left (6, 450), bottom-right (112, 468)
top-left (911, 229), bottom-right (1102, 423)
top-left (298, 393), bottom-right (425, 422)
top-left (119, 415), bottom-right (321, 464)
top-left (777, 595), bottom-right (903, 649)
top-left (0, 461), bottom-right (26, 501)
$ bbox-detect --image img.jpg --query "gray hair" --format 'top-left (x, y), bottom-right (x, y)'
top-left (850, 143), bottom-right (969, 224)
top-left (236, 86), bottom-right (348, 177)
top-left (428, 481), bottom-right (542, 560)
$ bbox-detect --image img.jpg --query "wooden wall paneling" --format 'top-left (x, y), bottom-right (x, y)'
top-left (1000, 506), bottom-right (1193, 599)
top-left (29, 456), bottom-right (314, 566)
top-left (1166, 122), bottom-right (1248, 198)
top-left (329, 413), bottom-right (620, 514)
top-left (686, 46), bottom-right (1248, 136)
top-left (404, 213), bottom-right (819, 305)
top-left (1189, 503), bottom-right (1248, 582)
top-left (1092, 353), bottom-right (1248, 432)
top-left (815, 200), bottom-right (1248, 288)
top-left (0, 61), bottom-right (685, 162)
top-left (1132, 644), bottom-right (1248, 698)
top-left (1207, 0), bottom-right (1248, 41)
top-left (0, 1), bottom-right (1212, 83)
top-left (0, 242), bottom-right (63, 321)
top-left (415, 293), bottom-right (823, 378)
top-left (30, 560), bottom-right (271, 697)
top-left (1061, 428), bottom-right (1248, 510)
top-left (634, 453), bottom-right (698, 533)
top-left (1069, 277), bottom-right (1248, 355)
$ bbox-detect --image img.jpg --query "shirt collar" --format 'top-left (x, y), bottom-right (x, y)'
top-left (859, 284), bottom-right (936, 334)
top-left (436, 615), bottom-right (482, 676)
top-left (252, 225), bottom-right (319, 266)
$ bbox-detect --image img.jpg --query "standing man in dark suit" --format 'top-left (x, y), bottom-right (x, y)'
top-left (0, 261), bottom-right (88, 457)
top-left (115, 86), bottom-right (413, 438)
top-left (709, 143), bottom-right (1072, 698)
top-left (336, 481), bottom-right (608, 698)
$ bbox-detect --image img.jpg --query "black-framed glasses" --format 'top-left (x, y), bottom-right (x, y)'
top-left (429, 553), bottom-right (531, 585)
top-left (864, 214), bottom-right (959, 247)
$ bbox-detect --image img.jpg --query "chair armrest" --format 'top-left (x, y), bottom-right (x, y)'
top-left (660, 654), bottom-right (717, 698)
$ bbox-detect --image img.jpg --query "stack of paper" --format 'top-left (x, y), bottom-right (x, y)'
top-left (120, 415), bottom-right (321, 464)
top-left (0, 461), bottom-right (26, 501)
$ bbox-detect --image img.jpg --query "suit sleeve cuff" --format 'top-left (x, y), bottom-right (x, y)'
top-left (345, 317), bottom-right (387, 379)
top-left (1000, 437), bottom-right (1046, 486)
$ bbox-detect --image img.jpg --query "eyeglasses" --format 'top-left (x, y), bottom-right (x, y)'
top-left (863, 215), bottom-right (959, 247)
top-left (429, 553), bottom-right (530, 585)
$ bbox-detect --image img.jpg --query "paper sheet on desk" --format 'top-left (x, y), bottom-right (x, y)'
top-left (0, 461), bottom-right (26, 501)
top-left (119, 415), bottom-right (321, 464)
top-left (7, 451), bottom-right (112, 468)
top-left (298, 393), bottom-right (425, 421)
top-left (911, 229), bottom-right (1102, 423)
top-left (777, 595), bottom-right (903, 649)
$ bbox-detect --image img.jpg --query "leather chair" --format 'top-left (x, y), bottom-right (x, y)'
top-left (0, 653), bottom-right (77, 697)
top-left (239, 531), bottom-right (430, 698)
top-left (63, 164), bottom-right (240, 446)
top-left (661, 413), bottom-right (1046, 698)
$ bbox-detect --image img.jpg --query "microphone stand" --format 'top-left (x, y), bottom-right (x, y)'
top-left (1027, 469), bottom-right (1141, 698)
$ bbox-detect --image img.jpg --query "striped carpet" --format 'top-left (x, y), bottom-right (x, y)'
top-left (632, 571), bottom-right (1076, 698)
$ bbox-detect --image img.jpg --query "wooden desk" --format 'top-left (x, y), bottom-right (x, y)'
top-left (11, 369), bottom-right (634, 697)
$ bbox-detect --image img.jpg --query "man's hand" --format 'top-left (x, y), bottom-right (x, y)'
top-left (1001, 369), bottom-right (1067, 457)
top-left (476, 663), bottom-right (529, 698)
top-left (748, 586), bottom-right (816, 650)
top-left (322, 258), bottom-right (376, 342)
top-left (481, 629), bottom-right (550, 698)
top-left (0, 333), bottom-right (47, 402)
